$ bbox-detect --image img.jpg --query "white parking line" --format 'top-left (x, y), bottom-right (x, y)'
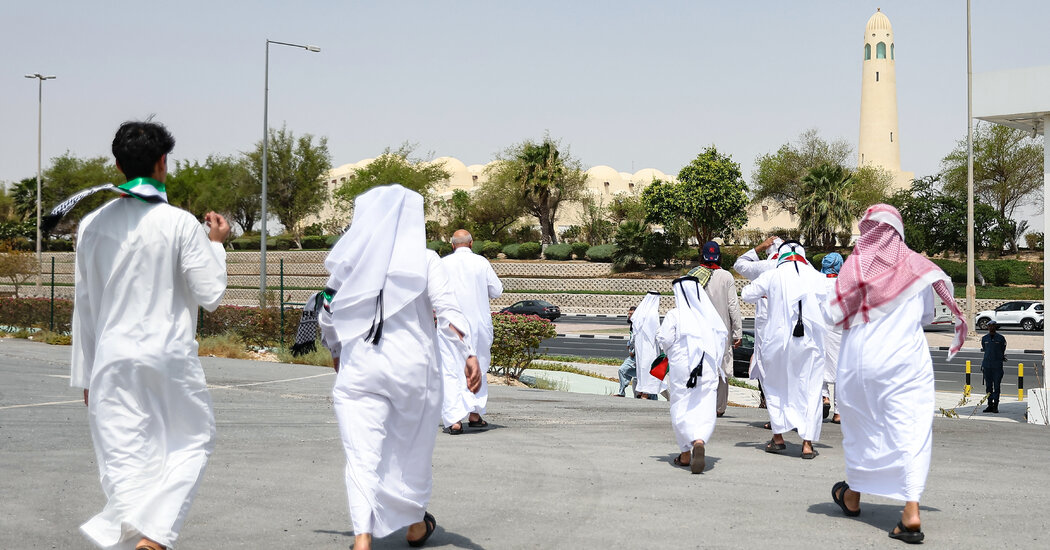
top-left (0, 399), bottom-right (82, 411)
top-left (208, 372), bottom-right (334, 390)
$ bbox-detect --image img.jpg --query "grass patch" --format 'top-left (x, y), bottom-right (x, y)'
top-left (530, 361), bottom-right (616, 381)
top-left (537, 354), bottom-right (622, 366)
top-left (274, 346), bottom-right (334, 368)
top-left (952, 285), bottom-right (1043, 300)
top-left (197, 333), bottom-right (251, 359)
top-left (525, 375), bottom-right (569, 391)
top-left (728, 377), bottom-right (759, 391)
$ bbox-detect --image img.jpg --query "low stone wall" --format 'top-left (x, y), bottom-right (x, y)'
top-left (491, 262), bottom-right (612, 278)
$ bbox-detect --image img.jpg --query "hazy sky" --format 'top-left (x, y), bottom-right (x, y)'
top-left (1, 1), bottom-right (1046, 223)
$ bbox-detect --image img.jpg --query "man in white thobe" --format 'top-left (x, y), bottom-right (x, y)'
top-left (631, 291), bottom-right (663, 399)
top-left (688, 241), bottom-right (742, 417)
top-left (732, 236), bottom-right (782, 395)
top-left (71, 121), bottom-right (230, 550)
top-left (820, 252), bottom-right (844, 424)
top-left (440, 229), bottom-right (503, 434)
top-left (656, 276), bottom-right (727, 474)
top-left (320, 185), bottom-right (481, 550)
top-left (741, 241), bottom-right (827, 459)
top-left (825, 204), bottom-right (967, 543)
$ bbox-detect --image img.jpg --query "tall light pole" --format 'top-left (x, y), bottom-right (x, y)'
top-left (261, 39), bottom-right (320, 307)
top-left (25, 73), bottom-right (56, 289)
top-left (965, 0), bottom-right (977, 338)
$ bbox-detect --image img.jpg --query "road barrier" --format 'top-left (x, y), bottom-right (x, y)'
top-left (1019, 363), bottom-right (1024, 401)
top-left (965, 360), bottom-right (972, 395)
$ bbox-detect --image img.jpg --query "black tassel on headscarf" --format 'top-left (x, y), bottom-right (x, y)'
top-left (793, 302), bottom-right (805, 337)
top-left (686, 352), bottom-right (707, 388)
top-left (364, 289), bottom-right (385, 345)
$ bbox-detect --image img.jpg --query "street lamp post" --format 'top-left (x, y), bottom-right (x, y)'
top-left (24, 73), bottom-right (56, 289)
top-left (965, 0), bottom-right (977, 338)
top-left (261, 40), bottom-right (320, 307)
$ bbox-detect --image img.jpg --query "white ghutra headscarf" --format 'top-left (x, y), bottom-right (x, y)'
top-left (324, 184), bottom-right (427, 346)
top-left (670, 276), bottom-right (728, 384)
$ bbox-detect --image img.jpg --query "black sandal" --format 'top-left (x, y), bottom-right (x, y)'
top-left (888, 520), bottom-right (924, 544)
top-left (467, 417), bottom-right (488, 428)
top-left (444, 424), bottom-right (463, 435)
top-left (672, 455), bottom-right (690, 468)
top-left (764, 438), bottom-right (786, 453)
top-left (831, 481), bottom-right (861, 517)
top-left (408, 512), bottom-right (436, 547)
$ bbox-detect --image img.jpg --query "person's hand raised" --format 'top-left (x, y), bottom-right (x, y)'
top-left (204, 212), bottom-right (231, 243)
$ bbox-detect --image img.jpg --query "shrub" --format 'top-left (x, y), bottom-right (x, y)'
top-left (585, 244), bottom-right (617, 262)
top-left (490, 312), bottom-right (556, 378)
top-left (198, 305), bottom-right (297, 349)
top-left (571, 242), bottom-right (591, 259)
top-left (275, 345), bottom-right (334, 367)
top-left (0, 297), bottom-right (73, 333)
top-left (0, 249), bottom-right (37, 298)
top-left (272, 235), bottom-right (296, 250)
top-left (502, 243), bottom-right (521, 259)
top-left (517, 242), bottom-right (542, 259)
top-left (325, 234), bottom-right (342, 247)
top-left (480, 241), bottom-right (503, 259)
top-left (231, 236), bottom-right (260, 250)
top-left (560, 225), bottom-right (582, 242)
top-left (45, 239), bottom-right (75, 252)
top-left (198, 333), bottom-right (251, 359)
top-left (512, 225), bottom-right (542, 243)
top-left (300, 235), bottom-right (328, 249)
top-left (675, 248), bottom-right (700, 262)
top-left (641, 232), bottom-right (676, 268)
top-left (1026, 262), bottom-right (1042, 288)
top-left (993, 265), bottom-right (1011, 286)
top-left (543, 243), bottom-right (574, 261)
top-left (612, 221), bottom-right (647, 269)
top-left (426, 240), bottom-right (453, 256)
top-left (1025, 232), bottom-right (1044, 251)
top-left (721, 252), bottom-right (739, 270)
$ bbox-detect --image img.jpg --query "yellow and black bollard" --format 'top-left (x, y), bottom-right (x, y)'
top-left (1018, 363), bottom-right (1024, 401)
top-left (965, 360), bottom-right (972, 395)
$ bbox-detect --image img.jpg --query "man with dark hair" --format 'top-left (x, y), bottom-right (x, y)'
top-left (71, 120), bottom-right (230, 550)
top-left (616, 306), bottom-right (639, 397)
top-left (687, 241), bottom-right (742, 417)
top-left (980, 321), bottom-right (1007, 413)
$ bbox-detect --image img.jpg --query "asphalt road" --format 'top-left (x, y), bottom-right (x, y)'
top-left (2, 338), bottom-right (1048, 550)
top-left (545, 317), bottom-right (1045, 393)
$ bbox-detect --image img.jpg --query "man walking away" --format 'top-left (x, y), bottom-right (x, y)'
top-left (72, 120), bottom-right (230, 550)
top-left (441, 229), bottom-right (503, 432)
top-left (616, 306), bottom-right (638, 397)
top-left (688, 241), bottom-right (742, 417)
top-left (981, 321), bottom-right (1007, 413)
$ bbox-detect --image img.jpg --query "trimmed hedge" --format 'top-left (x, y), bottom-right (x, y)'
top-left (325, 234), bottom-right (342, 247)
top-left (503, 242), bottom-right (541, 260)
top-left (427, 240), bottom-right (453, 256)
top-left (543, 243), bottom-right (574, 261)
top-left (585, 244), bottom-right (617, 262)
top-left (300, 235), bottom-right (328, 249)
top-left (571, 242), bottom-right (591, 259)
top-left (472, 240), bottom-right (502, 259)
top-left (0, 297), bottom-right (73, 333)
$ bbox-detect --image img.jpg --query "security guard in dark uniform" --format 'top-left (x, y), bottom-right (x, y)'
top-left (980, 321), bottom-right (1007, 413)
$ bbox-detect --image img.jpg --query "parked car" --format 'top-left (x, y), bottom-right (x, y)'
top-left (500, 299), bottom-right (562, 321)
top-left (974, 301), bottom-right (1044, 331)
top-left (732, 329), bottom-right (755, 378)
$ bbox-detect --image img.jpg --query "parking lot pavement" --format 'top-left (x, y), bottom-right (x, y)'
top-left (2, 338), bottom-right (1049, 549)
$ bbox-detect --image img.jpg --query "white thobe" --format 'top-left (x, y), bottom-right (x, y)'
top-left (656, 308), bottom-right (727, 451)
top-left (733, 249), bottom-right (776, 381)
top-left (835, 287), bottom-right (935, 502)
top-left (322, 251), bottom-right (473, 538)
top-left (822, 277), bottom-right (843, 405)
top-left (71, 198), bottom-right (227, 549)
top-left (741, 262), bottom-right (827, 442)
top-left (439, 246), bottom-right (502, 425)
top-left (632, 293), bottom-right (663, 395)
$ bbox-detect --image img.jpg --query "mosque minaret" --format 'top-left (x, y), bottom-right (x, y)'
top-left (858, 8), bottom-right (911, 188)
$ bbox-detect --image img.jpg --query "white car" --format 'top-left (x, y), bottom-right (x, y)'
top-left (974, 301), bottom-right (1044, 331)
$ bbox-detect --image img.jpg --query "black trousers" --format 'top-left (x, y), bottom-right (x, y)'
top-left (984, 366), bottom-right (1004, 403)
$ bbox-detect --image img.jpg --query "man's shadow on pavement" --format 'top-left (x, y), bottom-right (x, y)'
top-left (315, 525), bottom-right (487, 549)
top-left (652, 452), bottom-right (722, 473)
top-left (806, 500), bottom-right (941, 533)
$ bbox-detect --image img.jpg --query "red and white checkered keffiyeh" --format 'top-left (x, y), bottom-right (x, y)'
top-left (826, 204), bottom-right (968, 359)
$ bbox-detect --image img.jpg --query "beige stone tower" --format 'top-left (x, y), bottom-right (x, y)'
top-left (859, 9), bottom-right (910, 187)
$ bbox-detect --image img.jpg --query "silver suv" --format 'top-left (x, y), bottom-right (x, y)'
top-left (974, 301), bottom-right (1044, 331)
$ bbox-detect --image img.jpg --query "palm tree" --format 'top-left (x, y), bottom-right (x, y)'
top-left (612, 220), bottom-right (647, 270)
top-left (797, 163), bottom-right (857, 248)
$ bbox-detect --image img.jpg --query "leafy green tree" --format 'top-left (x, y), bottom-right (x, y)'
top-left (642, 146), bottom-right (750, 247)
top-left (751, 129), bottom-right (892, 214)
top-left (608, 193), bottom-right (647, 225)
top-left (797, 164), bottom-right (857, 248)
top-left (468, 177), bottom-right (527, 242)
top-left (886, 176), bottom-right (1005, 256)
top-left (31, 154), bottom-right (124, 237)
top-left (486, 135), bottom-right (586, 244)
top-left (577, 196), bottom-right (615, 245)
top-left (435, 189), bottom-right (473, 237)
top-left (334, 144), bottom-right (451, 208)
top-left (246, 125), bottom-right (332, 245)
top-left (169, 155), bottom-right (259, 233)
top-left (941, 122), bottom-right (1044, 220)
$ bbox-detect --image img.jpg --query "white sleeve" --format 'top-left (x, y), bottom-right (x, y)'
top-left (486, 262), bottom-right (503, 299)
top-left (656, 310), bottom-right (678, 352)
top-left (734, 248), bottom-right (775, 282)
top-left (70, 232), bottom-right (94, 389)
top-left (318, 308), bottom-right (341, 359)
top-left (179, 216), bottom-right (227, 312)
top-left (740, 272), bottom-right (769, 304)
